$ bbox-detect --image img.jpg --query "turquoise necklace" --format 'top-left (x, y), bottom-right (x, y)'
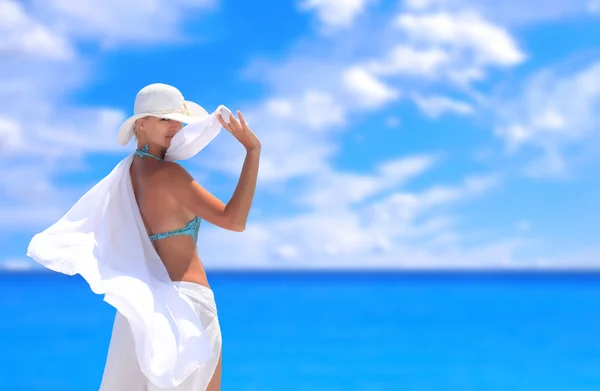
top-left (134, 144), bottom-right (164, 162)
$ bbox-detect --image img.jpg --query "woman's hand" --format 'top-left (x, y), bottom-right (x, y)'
top-left (218, 110), bottom-right (261, 152)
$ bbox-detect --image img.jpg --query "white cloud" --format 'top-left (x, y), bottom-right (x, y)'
top-left (369, 174), bottom-right (500, 222)
top-left (207, 54), bottom-right (407, 185)
top-left (195, 167), bottom-right (510, 269)
top-left (298, 0), bottom-right (371, 29)
top-left (403, 0), bottom-right (599, 25)
top-left (35, 108), bottom-right (127, 154)
top-left (0, 259), bottom-right (41, 272)
top-left (254, 130), bottom-right (334, 183)
top-left (226, 12), bottom-right (516, 187)
top-left (336, 9), bottom-right (526, 123)
top-left (6, 0), bottom-right (596, 273)
top-left (367, 45), bottom-right (451, 77)
top-left (187, 3), bottom-right (536, 270)
top-left (265, 99), bottom-right (294, 117)
top-left (274, 244), bottom-right (301, 261)
top-left (197, 35), bottom-right (515, 268)
top-left (0, 0), bottom-right (74, 60)
top-left (30, 0), bottom-right (217, 46)
top-left (494, 61), bottom-right (600, 177)
top-left (294, 90), bottom-right (347, 130)
top-left (265, 90), bottom-right (346, 131)
top-left (405, 0), bottom-right (437, 11)
top-left (0, 116), bottom-right (24, 150)
top-left (342, 66), bottom-right (400, 108)
top-left (532, 247), bottom-right (600, 269)
top-left (246, 7), bottom-right (524, 137)
top-left (0, 206), bottom-right (67, 231)
top-left (395, 11), bottom-right (525, 67)
top-left (298, 154), bottom-right (438, 209)
top-left (0, 158), bottom-right (98, 234)
top-left (0, 103), bottom-right (127, 160)
top-left (414, 94), bottom-right (474, 118)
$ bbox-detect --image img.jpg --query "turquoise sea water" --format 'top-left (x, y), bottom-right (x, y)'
top-left (1, 271), bottom-right (599, 391)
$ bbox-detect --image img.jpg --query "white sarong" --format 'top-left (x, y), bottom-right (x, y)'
top-left (26, 105), bottom-right (229, 389)
top-left (99, 282), bottom-right (222, 391)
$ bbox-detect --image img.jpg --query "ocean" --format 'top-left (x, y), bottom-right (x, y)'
top-left (1, 271), bottom-right (599, 391)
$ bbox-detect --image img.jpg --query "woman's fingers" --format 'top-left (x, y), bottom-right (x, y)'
top-left (218, 110), bottom-right (248, 133)
top-left (231, 113), bottom-right (247, 133)
top-left (218, 114), bottom-right (240, 134)
top-left (238, 111), bottom-right (249, 130)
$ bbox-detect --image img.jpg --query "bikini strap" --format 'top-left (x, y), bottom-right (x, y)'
top-left (135, 144), bottom-right (164, 162)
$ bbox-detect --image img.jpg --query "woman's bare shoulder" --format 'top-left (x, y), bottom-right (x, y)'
top-left (160, 161), bottom-right (236, 230)
top-left (159, 161), bottom-right (194, 186)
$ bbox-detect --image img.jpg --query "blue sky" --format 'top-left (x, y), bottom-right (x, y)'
top-left (1, 0), bottom-right (599, 270)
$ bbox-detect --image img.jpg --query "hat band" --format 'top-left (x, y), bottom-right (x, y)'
top-left (141, 102), bottom-right (190, 116)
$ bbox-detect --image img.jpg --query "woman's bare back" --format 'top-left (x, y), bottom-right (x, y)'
top-left (129, 157), bottom-right (210, 287)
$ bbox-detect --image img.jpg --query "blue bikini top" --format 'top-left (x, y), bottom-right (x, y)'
top-left (134, 144), bottom-right (201, 243)
top-left (148, 216), bottom-right (201, 243)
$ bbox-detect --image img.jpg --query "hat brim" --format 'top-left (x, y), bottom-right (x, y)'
top-left (117, 101), bottom-right (209, 146)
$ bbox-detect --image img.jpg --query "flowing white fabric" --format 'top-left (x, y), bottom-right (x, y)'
top-left (99, 282), bottom-right (222, 391)
top-left (26, 105), bottom-right (230, 389)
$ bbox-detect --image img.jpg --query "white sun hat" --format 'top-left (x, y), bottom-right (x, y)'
top-left (117, 83), bottom-right (210, 146)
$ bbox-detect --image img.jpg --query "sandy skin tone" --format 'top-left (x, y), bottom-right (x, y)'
top-left (129, 110), bottom-right (261, 390)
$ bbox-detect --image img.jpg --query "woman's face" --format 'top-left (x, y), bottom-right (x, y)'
top-left (135, 116), bottom-right (183, 148)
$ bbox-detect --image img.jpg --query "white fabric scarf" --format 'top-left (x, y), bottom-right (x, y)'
top-left (27, 105), bottom-right (229, 389)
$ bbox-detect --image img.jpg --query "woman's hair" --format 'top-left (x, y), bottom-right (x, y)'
top-left (132, 117), bottom-right (145, 141)
top-left (133, 116), bottom-right (155, 141)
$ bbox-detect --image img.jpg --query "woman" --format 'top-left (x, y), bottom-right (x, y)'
top-left (27, 83), bottom-right (260, 390)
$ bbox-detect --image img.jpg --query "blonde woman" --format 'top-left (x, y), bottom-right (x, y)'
top-left (27, 83), bottom-right (261, 390)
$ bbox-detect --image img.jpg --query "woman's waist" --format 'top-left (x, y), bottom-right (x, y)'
top-left (159, 252), bottom-right (210, 288)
